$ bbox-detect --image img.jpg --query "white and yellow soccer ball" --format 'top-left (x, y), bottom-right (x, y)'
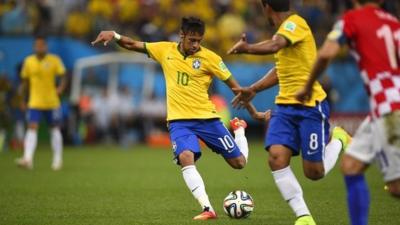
top-left (223, 190), bottom-right (254, 219)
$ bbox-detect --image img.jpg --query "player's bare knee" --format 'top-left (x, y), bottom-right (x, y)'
top-left (304, 169), bottom-right (324, 181)
top-left (178, 151), bottom-right (194, 167)
top-left (268, 155), bottom-right (288, 170)
top-left (340, 154), bottom-right (366, 175)
top-left (229, 158), bottom-right (246, 170)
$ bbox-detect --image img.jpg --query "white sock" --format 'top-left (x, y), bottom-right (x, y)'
top-left (323, 139), bottom-right (342, 175)
top-left (182, 165), bottom-right (214, 212)
top-left (23, 129), bottom-right (38, 162)
top-left (272, 166), bottom-right (310, 217)
top-left (234, 127), bottom-right (249, 162)
top-left (51, 128), bottom-right (63, 164)
top-left (15, 121), bottom-right (25, 141)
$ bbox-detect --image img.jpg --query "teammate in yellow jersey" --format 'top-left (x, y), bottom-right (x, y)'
top-left (92, 17), bottom-right (260, 220)
top-left (228, 1), bottom-right (351, 225)
top-left (16, 36), bottom-right (67, 171)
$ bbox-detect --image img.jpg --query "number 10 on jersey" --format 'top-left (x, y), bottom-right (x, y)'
top-left (177, 71), bottom-right (189, 86)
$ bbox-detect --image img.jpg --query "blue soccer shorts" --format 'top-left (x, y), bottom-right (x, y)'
top-left (265, 100), bottom-right (330, 162)
top-left (27, 108), bottom-right (62, 125)
top-left (168, 118), bottom-right (242, 164)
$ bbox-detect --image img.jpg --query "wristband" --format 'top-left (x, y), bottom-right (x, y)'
top-left (113, 31), bottom-right (121, 41)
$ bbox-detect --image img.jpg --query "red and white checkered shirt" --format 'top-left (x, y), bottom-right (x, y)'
top-left (361, 71), bottom-right (400, 118)
top-left (337, 5), bottom-right (400, 118)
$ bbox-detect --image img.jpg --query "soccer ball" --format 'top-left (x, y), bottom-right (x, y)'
top-left (223, 190), bottom-right (254, 219)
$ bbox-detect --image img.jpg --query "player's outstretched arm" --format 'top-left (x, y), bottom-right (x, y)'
top-left (296, 39), bottom-right (341, 102)
top-left (231, 68), bottom-right (278, 108)
top-left (227, 33), bottom-right (288, 55)
top-left (91, 31), bottom-right (147, 53)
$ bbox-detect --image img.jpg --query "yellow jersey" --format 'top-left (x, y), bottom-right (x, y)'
top-left (274, 14), bottom-right (326, 106)
top-left (21, 54), bottom-right (66, 109)
top-left (145, 42), bottom-right (232, 121)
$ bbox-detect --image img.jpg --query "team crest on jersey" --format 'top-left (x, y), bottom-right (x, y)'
top-left (283, 21), bottom-right (296, 32)
top-left (43, 62), bottom-right (50, 69)
top-left (192, 59), bottom-right (201, 69)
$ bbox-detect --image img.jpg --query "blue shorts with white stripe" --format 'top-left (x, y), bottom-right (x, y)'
top-left (265, 99), bottom-right (330, 162)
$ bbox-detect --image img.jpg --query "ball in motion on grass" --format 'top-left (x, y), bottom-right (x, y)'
top-left (223, 190), bottom-right (254, 219)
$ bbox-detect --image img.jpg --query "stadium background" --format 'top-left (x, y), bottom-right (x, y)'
top-left (0, 1), bottom-right (400, 224)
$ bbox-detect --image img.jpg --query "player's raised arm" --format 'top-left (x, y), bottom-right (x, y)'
top-left (296, 39), bottom-right (341, 102)
top-left (91, 31), bottom-right (147, 53)
top-left (227, 33), bottom-right (288, 55)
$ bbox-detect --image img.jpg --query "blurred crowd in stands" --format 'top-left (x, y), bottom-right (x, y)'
top-left (0, 0), bottom-right (399, 149)
top-left (1, 0), bottom-right (399, 61)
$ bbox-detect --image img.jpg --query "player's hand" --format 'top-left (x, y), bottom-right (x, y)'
top-left (91, 31), bottom-right (115, 46)
top-left (295, 87), bottom-right (312, 102)
top-left (245, 102), bottom-right (271, 122)
top-left (231, 86), bottom-right (256, 108)
top-left (227, 33), bottom-right (249, 54)
top-left (252, 109), bottom-right (271, 122)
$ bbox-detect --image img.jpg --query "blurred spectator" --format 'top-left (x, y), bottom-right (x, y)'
top-left (1, 0), bottom-right (32, 34)
top-left (32, 0), bottom-right (52, 35)
top-left (91, 88), bottom-right (111, 141)
top-left (1, 0), bottom-right (399, 58)
top-left (65, 7), bottom-right (92, 38)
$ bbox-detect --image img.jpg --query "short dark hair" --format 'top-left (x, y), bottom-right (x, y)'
top-left (34, 34), bottom-right (47, 41)
top-left (181, 17), bottom-right (205, 35)
top-left (261, 0), bottom-right (290, 12)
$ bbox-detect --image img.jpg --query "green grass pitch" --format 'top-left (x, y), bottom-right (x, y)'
top-left (0, 142), bottom-right (399, 225)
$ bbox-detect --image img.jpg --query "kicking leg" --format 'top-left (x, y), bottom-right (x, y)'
top-left (224, 117), bottom-right (249, 169)
top-left (230, 117), bottom-right (249, 161)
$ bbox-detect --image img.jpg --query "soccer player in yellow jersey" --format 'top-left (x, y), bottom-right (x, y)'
top-left (92, 17), bottom-right (255, 220)
top-left (16, 36), bottom-right (66, 171)
top-left (228, 1), bottom-right (351, 225)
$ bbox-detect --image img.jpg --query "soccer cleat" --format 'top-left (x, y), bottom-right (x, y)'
top-left (230, 117), bottom-right (247, 130)
top-left (332, 126), bottom-right (352, 151)
top-left (51, 160), bottom-right (63, 171)
top-left (295, 215), bottom-right (316, 225)
top-left (193, 208), bottom-right (217, 220)
top-left (15, 158), bottom-right (33, 170)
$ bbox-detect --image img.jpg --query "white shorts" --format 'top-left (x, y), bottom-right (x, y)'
top-left (346, 111), bottom-right (400, 182)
